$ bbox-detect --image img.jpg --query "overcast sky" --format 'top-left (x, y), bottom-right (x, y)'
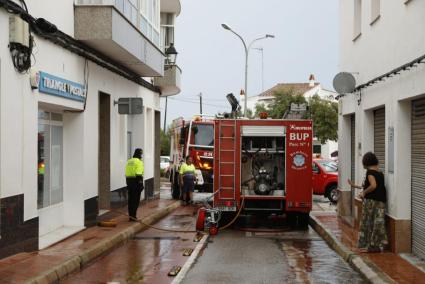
top-left (161, 0), bottom-right (339, 127)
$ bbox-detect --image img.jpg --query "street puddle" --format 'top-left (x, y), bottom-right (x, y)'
top-left (280, 239), bottom-right (366, 283)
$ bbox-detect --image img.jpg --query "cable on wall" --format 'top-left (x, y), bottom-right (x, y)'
top-left (0, 0), bottom-right (160, 93)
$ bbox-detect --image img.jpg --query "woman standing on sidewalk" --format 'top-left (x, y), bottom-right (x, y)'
top-left (348, 152), bottom-right (388, 252)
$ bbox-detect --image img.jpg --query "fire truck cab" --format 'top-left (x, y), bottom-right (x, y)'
top-left (169, 116), bottom-right (214, 198)
top-left (213, 118), bottom-right (313, 227)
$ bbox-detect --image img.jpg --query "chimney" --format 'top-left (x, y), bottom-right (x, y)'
top-left (309, 74), bottom-right (316, 87)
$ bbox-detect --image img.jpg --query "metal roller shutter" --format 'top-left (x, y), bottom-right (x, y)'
top-left (412, 98), bottom-right (425, 260)
top-left (374, 108), bottom-right (385, 172)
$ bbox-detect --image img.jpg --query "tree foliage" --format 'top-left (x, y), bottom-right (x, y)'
top-left (253, 88), bottom-right (338, 143)
top-left (160, 129), bottom-right (171, 155)
top-left (308, 95), bottom-right (338, 143)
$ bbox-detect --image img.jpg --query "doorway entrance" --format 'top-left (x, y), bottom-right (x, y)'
top-left (98, 92), bottom-right (111, 212)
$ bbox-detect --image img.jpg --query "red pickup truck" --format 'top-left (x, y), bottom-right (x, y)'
top-left (312, 159), bottom-right (338, 203)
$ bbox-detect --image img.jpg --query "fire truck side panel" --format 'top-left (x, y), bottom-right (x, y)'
top-left (214, 119), bottom-right (313, 214)
top-left (285, 121), bottom-right (313, 213)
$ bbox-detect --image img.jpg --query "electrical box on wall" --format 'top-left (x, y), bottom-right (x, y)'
top-left (388, 126), bottom-right (394, 173)
top-left (9, 16), bottom-right (29, 47)
top-left (115, 98), bottom-right (143, 115)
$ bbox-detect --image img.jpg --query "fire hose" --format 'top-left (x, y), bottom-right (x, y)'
top-left (103, 193), bottom-right (246, 235)
top-left (109, 209), bottom-right (198, 233)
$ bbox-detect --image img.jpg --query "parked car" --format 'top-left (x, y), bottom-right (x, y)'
top-left (312, 159), bottom-right (338, 203)
top-left (160, 156), bottom-right (170, 171)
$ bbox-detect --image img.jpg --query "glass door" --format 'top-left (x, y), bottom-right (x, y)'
top-left (38, 111), bottom-right (63, 209)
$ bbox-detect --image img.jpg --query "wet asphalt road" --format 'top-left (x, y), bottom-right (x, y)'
top-left (62, 185), bottom-right (364, 284)
top-left (183, 216), bottom-right (365, 284)
top-left (62, 205), bottom-right (200, 284)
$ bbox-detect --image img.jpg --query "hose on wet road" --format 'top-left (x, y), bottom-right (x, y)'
top-left (110, 209), bottom-right (198, 233)
top-left (107, 194), bottom-right (246, 234)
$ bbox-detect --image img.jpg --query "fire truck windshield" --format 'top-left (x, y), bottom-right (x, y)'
top-left (193, 124), bottom-right (214, 146)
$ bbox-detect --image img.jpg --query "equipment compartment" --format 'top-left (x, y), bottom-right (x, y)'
top-left (241, 136), bottom-right (286, 197)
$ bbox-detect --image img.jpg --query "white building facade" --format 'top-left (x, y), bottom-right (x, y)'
top-left (338, 0), bottom-right (425, 256)
top-left (0, 0), bottom-right (181, 258)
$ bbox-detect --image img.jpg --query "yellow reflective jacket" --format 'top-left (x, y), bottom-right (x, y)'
top-left (179, 163), bottom-right (196, 176)
top-left (125, 158), bottom-right (144, 177)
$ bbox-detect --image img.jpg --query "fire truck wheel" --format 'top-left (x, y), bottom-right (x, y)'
top-left (326, 184), bottom-right (338, 204)
top-left (287, 212), bottom-right (309, 229)
top-left (171, 172), bottom-right (180, 199)
top-left (286, 212), bottom-right (297, 227)
top-left (297, 213), bottom-right (309, 229)
top-left (219, 212), bottom-right (237, 227)
top-left (195, 185), bottom-right (203, 193)
top-left (171, 186), bottom-right (180, 200)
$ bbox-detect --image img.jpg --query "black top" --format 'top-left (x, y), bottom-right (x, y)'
top-left (363, 169), bottom-right (387, 202)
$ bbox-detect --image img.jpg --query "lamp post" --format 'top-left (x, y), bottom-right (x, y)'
top-left (221, 23), bottom-right (274, 117)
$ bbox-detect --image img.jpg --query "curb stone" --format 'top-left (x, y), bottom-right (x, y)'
top-left (309, 215), bottom-right (396, 284)
top-left (24, 201), bottom-right (181, 284)
top-left (171, 234), bottom-right (210, 284)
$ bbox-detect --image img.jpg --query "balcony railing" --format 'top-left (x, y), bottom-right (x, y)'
top-left (154, 65), bottom-right (181, 96)
top-left (75, 0), bottom-right (160, 47)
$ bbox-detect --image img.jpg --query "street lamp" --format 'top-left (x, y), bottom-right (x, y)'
top-left (165, 43), bottom-right (178, 66)
top-left (221, 23), bottom-right (274, 117)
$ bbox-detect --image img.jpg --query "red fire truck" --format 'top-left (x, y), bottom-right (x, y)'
top-left (169, 116), bottom-right (215, 198)
top-left (212, 118), bottom-right (313, 227)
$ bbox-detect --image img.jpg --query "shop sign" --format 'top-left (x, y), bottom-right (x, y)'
top-left (38, 71), bottom-right (86, 102)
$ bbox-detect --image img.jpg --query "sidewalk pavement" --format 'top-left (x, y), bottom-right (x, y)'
top-left (310, 210), bottom-right (425, 284)
top-left (0, 199), bottom-right (180, 284)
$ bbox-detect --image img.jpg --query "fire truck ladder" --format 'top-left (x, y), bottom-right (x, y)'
top-left (218, 120), bottom-right (237, 201)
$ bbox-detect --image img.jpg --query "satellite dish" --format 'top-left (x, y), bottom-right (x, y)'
top-left (333, 72), bottom-right (356, 94)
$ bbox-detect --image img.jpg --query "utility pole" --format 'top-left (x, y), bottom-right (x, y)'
top-left (199, 92), bottom-right (203, 115)
top-left (163, 97), bottom-right (168, 130)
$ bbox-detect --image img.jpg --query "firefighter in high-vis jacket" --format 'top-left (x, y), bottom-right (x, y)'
top-left (179, 156), bottom-right (196, 205)
top-left (125, 148), bottom-right (144, 221)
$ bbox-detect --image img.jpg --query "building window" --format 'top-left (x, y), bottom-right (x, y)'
top-left (140, 0), bottom-right (160, 46)
top-left (353, 0), bottom-right (362, 40)
top-left (370, 0), bottom-right (380, 25)
top-left (313, 145), bottom-right (322, 155)
top-left (160, 13), bottom-right (175, 52)
top-left (38, 111), bottom-right (63, 209)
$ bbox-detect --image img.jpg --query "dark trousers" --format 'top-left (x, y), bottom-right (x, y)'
top-left (126, 179), bottom-right (143, 218)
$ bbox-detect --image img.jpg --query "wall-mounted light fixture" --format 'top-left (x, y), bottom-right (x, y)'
top-left (165, 43), bottom-right (178, 66)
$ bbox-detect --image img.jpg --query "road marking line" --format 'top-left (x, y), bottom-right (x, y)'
top-left (171, 234), bottom-right (209, 284)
